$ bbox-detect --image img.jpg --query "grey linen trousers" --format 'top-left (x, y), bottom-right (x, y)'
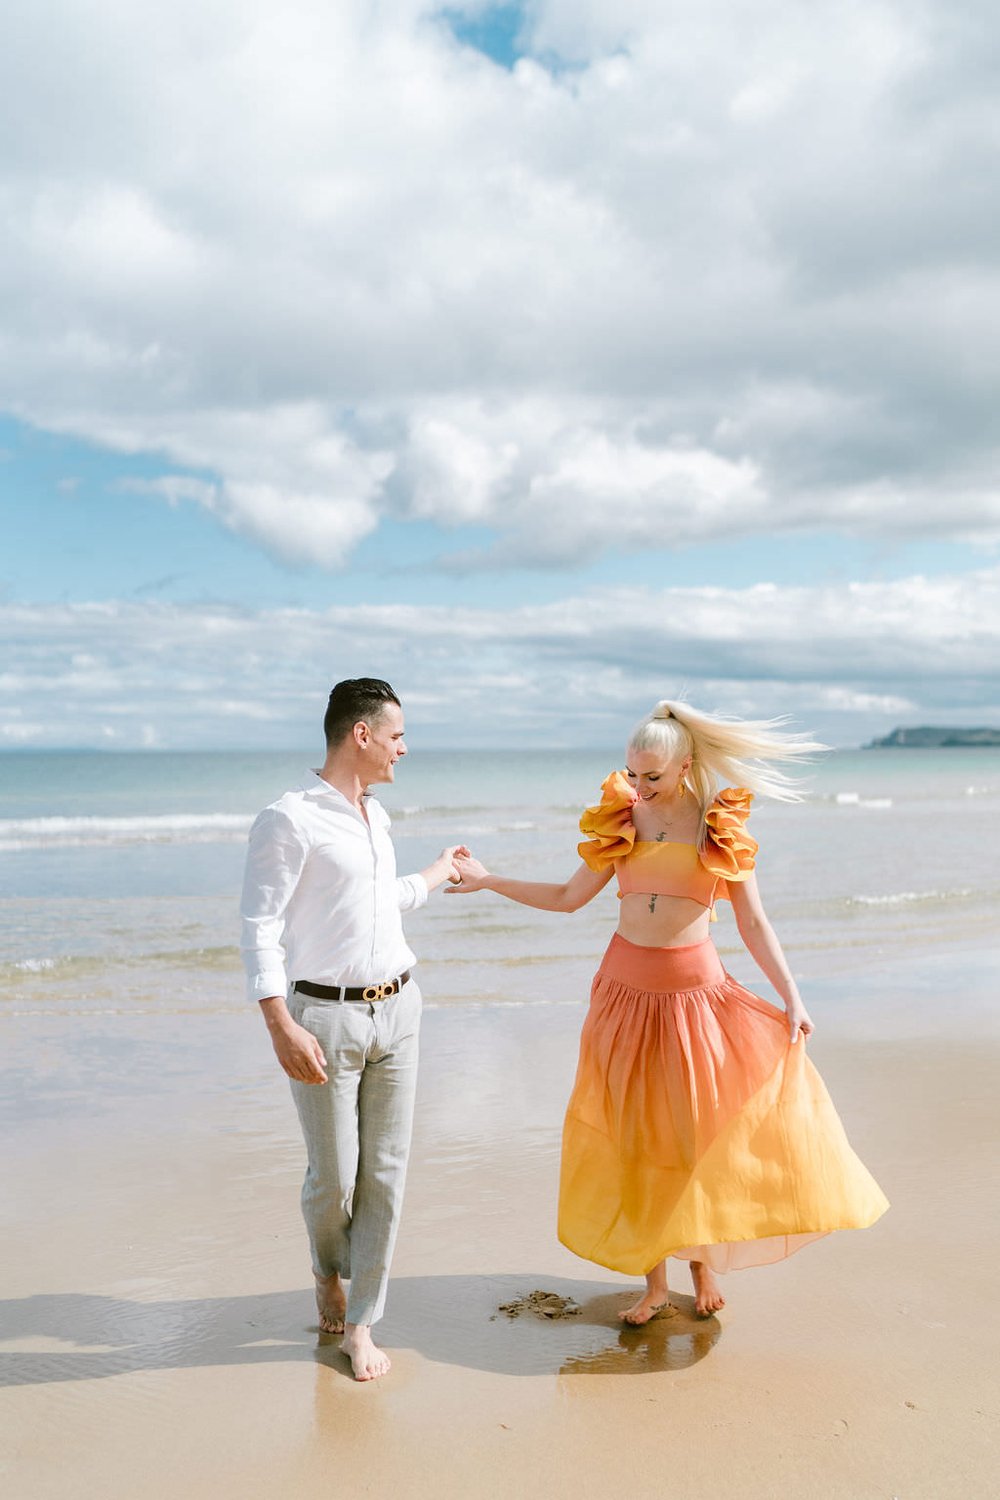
top-left (287, 977), bottom-right (421, 1326)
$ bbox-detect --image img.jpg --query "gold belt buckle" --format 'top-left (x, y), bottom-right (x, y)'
top-left (362, 980), bottom-right (393, 1002)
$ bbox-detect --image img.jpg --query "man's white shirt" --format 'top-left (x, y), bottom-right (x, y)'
top-left (240, 772), bottom-right (428, 1002)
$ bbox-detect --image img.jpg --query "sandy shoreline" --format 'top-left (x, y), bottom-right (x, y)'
top-left (2, 952), bottom-right (999, 1499)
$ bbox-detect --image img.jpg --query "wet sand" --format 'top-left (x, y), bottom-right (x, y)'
top-left (2, 955), bottom-right (999, 1500)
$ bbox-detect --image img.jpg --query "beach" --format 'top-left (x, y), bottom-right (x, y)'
top-left (2, 749), bottom-right (999, 1498)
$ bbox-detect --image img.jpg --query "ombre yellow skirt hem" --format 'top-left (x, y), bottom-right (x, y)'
top-left (557, 935), bottom-right (889, 1277)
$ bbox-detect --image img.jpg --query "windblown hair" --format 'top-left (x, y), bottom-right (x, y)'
top-left (628, 699), bottom-right (825, 818)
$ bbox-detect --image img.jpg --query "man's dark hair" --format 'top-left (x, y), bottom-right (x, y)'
top-left (324, 678), bottom-right (401, 748)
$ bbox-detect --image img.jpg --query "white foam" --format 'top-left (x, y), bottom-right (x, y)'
top-left (458, 820), bottom-right (539, 836)
top-left (835, 792), bottom-right (860, 804)
top-left (0, 812), bottom-right (253, 850)
top-left (850, 888), bottom-right (973, 907)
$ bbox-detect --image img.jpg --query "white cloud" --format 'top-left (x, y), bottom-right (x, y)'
top-left (1, 2), bottom-right (998, 567)
top-left (112, 406), bottom-right (395, 563)
top-left (2, 565), bottom-right (998, 748)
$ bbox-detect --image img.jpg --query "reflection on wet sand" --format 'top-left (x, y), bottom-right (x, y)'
top-left (0, 1289), bottom-right (330, 1388)
top-left (558, 1292), bottom-right (721, 1376)
top-left (0, 1278), bottom-right (720, 1390)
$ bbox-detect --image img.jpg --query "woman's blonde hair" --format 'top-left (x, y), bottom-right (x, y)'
top-left (628, 699), bottom-right (825, 813)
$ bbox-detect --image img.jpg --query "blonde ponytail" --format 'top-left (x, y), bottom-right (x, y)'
top-left (628, 699), bottom-right (825, 826)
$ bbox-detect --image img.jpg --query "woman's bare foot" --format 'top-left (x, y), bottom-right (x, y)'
top-left (314, 1271), bottom-right (347, 1334)
top-left (620, 1291), bottom-right (674, 1325)
top-left (690, 1260), bottom-right (726, 1316)
top-left (340, 1323), bottom-right (391, 1382)
top-left (620, 1263), bottom-right (672, 1325)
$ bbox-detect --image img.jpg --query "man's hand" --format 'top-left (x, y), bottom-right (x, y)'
top-left (443, 844), bottom-right (470, 882)
top-left (445, 851), bottom-right (492, 893)
top-left (260, 996), bottom-right (328, 1083)
top-left (271, 1022), bottom-right (329, 1083)
top-left (423, 845), bottom-right (471, 890)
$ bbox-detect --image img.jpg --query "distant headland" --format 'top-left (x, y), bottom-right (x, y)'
top-left (866, 726), bottom-right (1000, 748)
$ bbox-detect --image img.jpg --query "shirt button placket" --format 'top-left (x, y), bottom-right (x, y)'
top-left (368, 818), bottom-right (378, 981)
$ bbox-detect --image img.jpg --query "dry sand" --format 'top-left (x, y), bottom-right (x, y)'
top-left (2, 971), bottom-right (998, 1500)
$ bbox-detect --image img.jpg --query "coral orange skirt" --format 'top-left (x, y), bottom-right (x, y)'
top-left (558, 935), bottom-right (888, 1276)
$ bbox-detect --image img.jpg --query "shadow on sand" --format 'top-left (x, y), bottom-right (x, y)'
top-left (0, 1274), bottom-right (721, 1386)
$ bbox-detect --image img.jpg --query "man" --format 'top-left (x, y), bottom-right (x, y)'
top-left (240, 678), bottom-right (464, 1381)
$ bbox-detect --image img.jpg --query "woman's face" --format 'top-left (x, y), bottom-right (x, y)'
top-left (625, 747), bottom-right (689, 805)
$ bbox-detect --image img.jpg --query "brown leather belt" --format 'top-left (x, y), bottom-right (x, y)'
top-left (293, 971), bottom-right (410, 1004)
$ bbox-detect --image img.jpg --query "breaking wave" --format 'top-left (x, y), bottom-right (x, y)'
top-left (848, 888), bottom-right (974, 908)
top-left (0, 812), bottom-right (254, 851)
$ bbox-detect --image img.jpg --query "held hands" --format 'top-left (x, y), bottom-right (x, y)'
top-left (445, 851), bottom-right (492, 893)
top-left (427, 845), bottom-right (471, 886)
top-left (444, 844), bottom-right (471, 882)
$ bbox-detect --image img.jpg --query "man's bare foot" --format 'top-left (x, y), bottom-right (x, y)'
top-left (690, 1260), bottom-right (726, 1316)
top-left (314, 1271), bottom-right (347, 1334)
top-left (340, 1323), bottom-right (391, 1382)
top-left (619, 1287), bottom-right (673, 1326)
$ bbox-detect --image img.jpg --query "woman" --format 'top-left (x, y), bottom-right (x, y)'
top-left (449, 700), bottom-right (888, 1323)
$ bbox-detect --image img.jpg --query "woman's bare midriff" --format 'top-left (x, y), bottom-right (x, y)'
top-left (616, 890), bottom-right (714, 948)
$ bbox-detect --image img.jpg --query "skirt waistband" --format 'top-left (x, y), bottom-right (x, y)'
top-left (598, 933), bottom-right (726, 992)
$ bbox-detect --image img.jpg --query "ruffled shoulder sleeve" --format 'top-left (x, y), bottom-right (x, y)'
top-left (577, 771), bottom-right (638, 871)
top-left (699, 787), bottom-right (758, 883)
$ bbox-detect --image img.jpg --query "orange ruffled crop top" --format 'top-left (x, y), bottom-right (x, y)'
top-left (577, 771), bottom-right (757, 916)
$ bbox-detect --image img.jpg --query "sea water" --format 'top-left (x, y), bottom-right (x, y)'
top-left (1, 747), bottom-right (997, 1020)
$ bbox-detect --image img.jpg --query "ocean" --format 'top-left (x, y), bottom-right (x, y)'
top-left (1, 746), bottom-right (997, 1023)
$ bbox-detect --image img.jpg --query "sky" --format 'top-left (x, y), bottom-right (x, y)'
top-left (2, 0), bottom-right (998, 750)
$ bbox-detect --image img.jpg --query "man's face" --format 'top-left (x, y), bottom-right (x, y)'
top-left (360, 701), bottom-right (407, 785)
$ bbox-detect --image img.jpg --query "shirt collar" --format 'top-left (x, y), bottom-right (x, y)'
top-left (300, 771), bottom-right (373, 808)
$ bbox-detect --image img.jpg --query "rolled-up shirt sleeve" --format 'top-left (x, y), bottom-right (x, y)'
top-left (240, 808), bottom-right (309, 1002)
top-left (396, 872), bottom-right (428, 912)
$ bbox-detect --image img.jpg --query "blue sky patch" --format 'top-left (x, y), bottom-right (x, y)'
top-left (440, 4), bottom-right (527, 69)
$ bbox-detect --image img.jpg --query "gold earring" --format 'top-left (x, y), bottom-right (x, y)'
top-left (677, 777), bottom-right (686, 797)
